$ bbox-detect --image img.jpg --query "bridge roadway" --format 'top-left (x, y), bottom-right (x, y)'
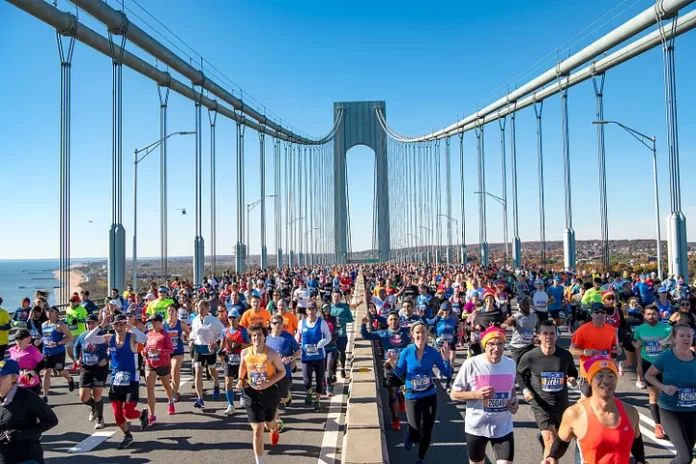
top-left (40, 331), bottom-right (355, 463)
top-left (381, 334), bottom-right (683, 464)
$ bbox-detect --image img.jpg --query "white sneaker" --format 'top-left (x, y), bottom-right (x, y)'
top-left (618, 361), bottom-right (625, 376)
top-left (239, 397), bottom-right (246, 408)
top-left (95, 417), bottom-right (105, 429)
top-left (88, 409), bottom-right (96, 422)
top-left (636, 379), bottom-right (647, 389)
top-left (224, 404), bottom-right (235, 416)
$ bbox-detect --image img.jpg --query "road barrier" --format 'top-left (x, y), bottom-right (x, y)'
top-left (342, 276), bottom-right (389, 464)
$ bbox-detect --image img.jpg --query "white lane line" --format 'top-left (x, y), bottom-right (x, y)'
top-left (179, 376), bottom-right (193, 388)
top-left (396, 442), bottom-right (465, 448)
top-left (67, 430), bottom-right (116, 453)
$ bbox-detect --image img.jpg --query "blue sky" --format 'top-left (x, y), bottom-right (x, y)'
top-left (1, 0), bottom-right (695, 260)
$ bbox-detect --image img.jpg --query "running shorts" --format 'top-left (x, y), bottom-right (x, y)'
top-left (224, 362), bottom-right (241, 379)
top-left (297, 306), bottom-right (307, 317)
top-left (109, 382), bottom-right (140, 403)
top-left (641, 358), bottom-right (662, 382)
top-left (146, 365), bottom-right (171, 377)
top-left (193, 351), bottom-right (217, 368)
top-left (277, 376), bottom-right (292, 398)
top-left (531, 404), bottom-right (563, 431)
top-left (243, 385), bottom-right (281, 424)
top-left (44, 352), bottom-right (66, 371)
top-left (80, 367), bottom-right (109, 388)
top-left (465, 432), bottom-right (514, 462)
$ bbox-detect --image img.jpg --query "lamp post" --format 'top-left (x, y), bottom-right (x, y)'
top-left (304, 227), bottom-right (319, 265)
top-left (407, 233), bottom-right (420, 262)
top-left (286, 216), bottom-right (305, 267)
top-left (315, 234), bottom-right (327, 264)
top-left (474, 190), bottom-right (509, 266)
top-left (132, 131), bottom-right (195, 292)
top-left (419, 226), bottom-right (434, 262)
top-left (593, 120), bottom-right (662, 278)
top-left (247, 194), bottom-right (278, 269)
top-left (438, 213), bottom-right (460, 263)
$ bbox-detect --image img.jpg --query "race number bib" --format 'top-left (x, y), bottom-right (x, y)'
top-left (484, 392), bottom-right (509, 413)
top-left (113, 371), bottom-right (131, 386)
top-left (520, 330), bottom-right (534, 342)
top-left (304, 344), bottom-right (318, 355)
top-left (83, 353), bottom-right (99, 366)
top-left (540, 372), bottom-right (565, 393)
top-left (250, 372), bottom-right (268, 387)
top-left (678, 388), bottom-right (696, 408)
top-left (227, 354), bottom-right (241, 365)
top-left (147, 352), bottom-right (160, 361)
top-left (386, 349), bottom-right (401, 364)
top-left (644, 340), bottom-right (662, 355)
top-left (410, 374), bottom-right (432, 392)
top-left (441, 333), bottom-right (454, 342)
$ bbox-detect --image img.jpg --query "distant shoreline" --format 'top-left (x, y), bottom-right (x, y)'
top-left (52, 268), bottom-right (87, 302)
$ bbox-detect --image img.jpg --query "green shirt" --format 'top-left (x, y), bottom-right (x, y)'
top-left (146, 298), bottom-right (175, 320)
top-left (66, 305), bottom-right (88, 336)
top-left (633, 321), bottom-right (672, 363)
top-left (330, 303), bottom-right (354, 338)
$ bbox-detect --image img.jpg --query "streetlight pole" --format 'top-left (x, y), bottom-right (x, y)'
top-left (438, 214), bottom-right (460, 263)
top-left (419, 226), bottom-right (434, 263)
top-left (247, 194), bottom-right (278, 269)
top-left (474, 191), bottom-right (509, 266)
top-left (407, 233), bottom-right (420, 262)
top-left (286, 216), bottom-right (305, 267)
top-left (593, 120), bottom-right (663, 278)
top-left (304, 227), bottom-right (319, 265)
top-left (132, 131), bottom-right (195, 291)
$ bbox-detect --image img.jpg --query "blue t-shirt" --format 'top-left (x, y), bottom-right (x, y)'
top-left (653, 349), bottom-right (696, 412)
top-left (393, 344), bottom-right (452, 400)
top-left (548, 285), bottom-right (564, 310)
top-left (266, 331), bottom-right (300, 377)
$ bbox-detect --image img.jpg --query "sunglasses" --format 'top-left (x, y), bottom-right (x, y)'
top-left (681, 302), bottom-right (690, 306)
top-left (605, 296), bottom-right (615, 300)
top-left (592, 310), bottom-right (606, 315)
top-left (271, 321), bottom-right (282, 325)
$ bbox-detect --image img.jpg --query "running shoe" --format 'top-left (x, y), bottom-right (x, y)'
top-left (224, 404), bottom-right (236, 416)
top-left (403, 427), bottom-right (413, 451)
top-left (118, 434), bottom-right (134, 449)
top-left (391, 418), bottom-right (400, 431)
top-left (167, 402), bottom-right (176, 416)
top-left (88, 408), bottom-right (97, 422)
top-left (68, 378), bottom-right (75, 392)
top-left (193, 398), bottom-right (204, 409)
top-left (212, 385), bottom-right (220, 401)
top-left (139, 409), bottom-right (149, 431)
top-left (618, 361), bottom-right (625, 376)
top-left (313, 401), bottom-right (321, 413)
top-left (304, 392), bottom-right (313, 407)
top-left (284, 396), bottom-right (293, 407)
top-left (270, 429), bottom-right (280, 446)
top-left (330, 375), bottom-right (337, 384)
top-left (340, 368), bottom-right (347, 379)
top-left (43, 396), bottom-right (48, 404)
top-left (95, 417), bottom-right (105, 430)
top-left (239, 396), bottom-right (246, 408)
top-left (148, 415), bottom-right (157, 427)
top-left (635, 379), bottom-right (647, 389)
top-left (398, 395), bottom-right (406, 413)
top-left (327, 385), bottom-right (333, 398)
top-left (654, 424), bottom-right (666, 439)
top-left (276, 419), bottom-right (284, 432)
top-left (174, 392), bottom-right (180, 403)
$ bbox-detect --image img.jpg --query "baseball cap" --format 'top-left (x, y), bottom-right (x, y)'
top-left (591, 302), bottom-right (606, 313)
top-left (85, 314), bottom-right (99, 323)
top-left (158, 286), bottom-right (169, 293)
top-left (228, 309), bottom-right (241, 319)
top-left (69, 294), bottom-right (81, 303)
top-left (440, 302), bottom-right (451, 311)
top-left (113, 314), bottom-right (128, 323)
top-left (0, 359), bottom-right (20, 377)
top-left (148, 313), bottom-right (164, 323)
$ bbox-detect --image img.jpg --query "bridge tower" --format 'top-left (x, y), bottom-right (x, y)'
top-left (333, 101), bottom-right (390, 263)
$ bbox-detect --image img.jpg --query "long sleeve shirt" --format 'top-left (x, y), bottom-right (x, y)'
top-left (393, 344), bottom-right (452, 400)
top-left (360, 324), bottom-right (411, 360)
top-left (190, 314), bottom-right (225, 346)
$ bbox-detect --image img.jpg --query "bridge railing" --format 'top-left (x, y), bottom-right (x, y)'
top-left (342, 275), bottom-right (389, 464)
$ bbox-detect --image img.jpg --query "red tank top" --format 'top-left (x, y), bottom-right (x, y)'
top-left (224, 328), bottom-right (245, 354)
top-left (578, 398), bottom-right (634, 464)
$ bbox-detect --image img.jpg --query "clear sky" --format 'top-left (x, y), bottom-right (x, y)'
top-left (1, 0), bottom-right (695, 260)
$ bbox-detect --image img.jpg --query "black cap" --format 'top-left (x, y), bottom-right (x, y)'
top-left (113, 314), bottom-right (128, 323)
top-left (86, 314), bottom-right (99, 323)
top-left (148, 314), bottom-right (164, 323)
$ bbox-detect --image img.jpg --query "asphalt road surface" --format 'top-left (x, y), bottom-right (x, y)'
top-left (382, 333), bottom-right (686, 464)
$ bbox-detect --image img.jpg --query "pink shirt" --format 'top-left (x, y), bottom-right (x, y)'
top-left (9, 345), bottom-right (43, 388)
top-left (144, 329), bottom-right (174, 368)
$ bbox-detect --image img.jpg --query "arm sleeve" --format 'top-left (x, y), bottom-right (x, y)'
top-left (360, 324), bottom-right (381, 341)
top-left (84, 326), bottom-right (106, 344)
top-left (317, 320), bottom-right (332, 349)
top-left (129, 326), bottom-right (148, 344)
top-left (13, 392), bottom-right (59, 441)
top-left (162, 331), bottom-right (174, 355)
top-left (73, 335), bottom-right (82, 361)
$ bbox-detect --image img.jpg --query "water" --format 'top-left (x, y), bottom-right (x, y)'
top-left (0, 259), bottom-right (61, 310)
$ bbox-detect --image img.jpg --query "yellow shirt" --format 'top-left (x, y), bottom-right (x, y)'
top-left (146, 298), bottom-right (175, 320)
top-left (242, 346), bottom-right (276, 386)
top-left (0, 309), bottom-right (10, 345)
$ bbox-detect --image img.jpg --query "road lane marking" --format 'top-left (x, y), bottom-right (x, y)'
top-left (67, 430), bottom-right (116, 453)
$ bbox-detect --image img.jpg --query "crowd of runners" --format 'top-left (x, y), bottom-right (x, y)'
top-left (1, 263), bottom-right (696, 463)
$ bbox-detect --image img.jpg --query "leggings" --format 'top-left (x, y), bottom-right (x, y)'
top-left (325, 349), bottom-right (338, 384)
top-left (659, 407), bottom-right (696, 464)
top-left (405, 394), bottom-right (438, 460)
top-left (302, 359), bottom-right (326, 394)
top-left (111, 401), bottom-right (142, 426)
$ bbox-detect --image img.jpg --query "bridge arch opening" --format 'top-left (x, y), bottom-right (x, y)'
top-left (345, 144), bottom-right (377, 262)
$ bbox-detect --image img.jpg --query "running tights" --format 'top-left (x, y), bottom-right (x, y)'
top-left (405, 394), bottom-right (438, 460)
top-left (325, 350), bottom-right (337, 384)
top-left (111, 401), bottom-right (141, 426)
top-left (660, 408), bottom-right (696, 464)
top-left (303, 360), bottom-right (326, 394)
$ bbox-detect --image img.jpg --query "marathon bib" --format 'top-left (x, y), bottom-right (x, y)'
top-left (113, 371), bottom-right (131, 386)
top-left (304, 344), bottom-right (319, 355)
top-left (250, 372), bottom-right (268, 387)
top-left (521, 330), bottom-right (534, 342)
top-left (484, 392), bottom-right (509, 413)
top-left (168, 331), bottom-right (179, 342)
top-left (15, 321), bottom-right (26, 329)
top-left (147, 352), bottom-right (160, 361)
top-left (540, 372), bottom-right (565, 393)
top-left (386, 349), bottom-right (401, 363)
top-left (227, 354), bottom-right (241, 365)
top-left (83, 353), bottom-right (99, 366)
top-left (644, 340), bottom-right (662, 356)
top-left (411, 374), bottom-right (432, 392)
top-left (678, 388), bottom-right (696, 408)
top-left (441, 333), bottom-right (454, 342)
top-left (29, 328), bottom-right (40, 339)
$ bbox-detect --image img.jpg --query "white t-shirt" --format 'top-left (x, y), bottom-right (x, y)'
top-left (532, 291), bottom-right (549, 313)
top-left (452, 355), bottom-right (517, 438)
top-left (294, 288), bottom-right (312, 308)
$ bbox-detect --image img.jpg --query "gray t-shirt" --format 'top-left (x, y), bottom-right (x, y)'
top-left (509, 311), bottom-right (537, 349)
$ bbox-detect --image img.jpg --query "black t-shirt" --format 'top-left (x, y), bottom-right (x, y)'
top-left (472, 308), bottom-right (505, 330)
top-left (402, 285), bottom-right (419, 300)
top-left (0, 387), bottom-right (58, 464)
top-left (516, 346), bottom-right (578, 413)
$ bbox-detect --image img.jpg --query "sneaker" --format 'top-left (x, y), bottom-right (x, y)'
top-left (654, 424), bottom-right (666, 440)
top-left (167, 403), bottom-right (176, 416)
top-left (95, 417), bottom-right (105, 429)
top-left (89, 408), bottom-right (97, 422)
top-left (193, 398), bottom-right (204, 409)
top-left (618, 361), bottom-right (625, 376)
top-left (212, 385), bottom-right (220, 401)
top-left (276, 419), bottom-right (284, 432)
top-left (148, 415), bottom-right (157, 427)
top-left (68, 378), bottom-right (75, 392)
top-left (224, 404), bottom-right (236, 416)
top-left (118, 434), bottom-right (134, 449)
top-left (403, 427), bottom-right (413, 451)
top-left (270, 429), bottom-right (280, 446)
top-left (174, 392), bottom-right (180, 403)
top-left (284, 396), bottom-right (293, 407)
top-left (330, 375), bottom-right (337, 384)
top-left (391, 418), bottom-right (401, 431)
top-left (636, 379), bottom-right (647, 389)
top-left (313, 401), bottom-right (321, 413)
top-left (43, 396), bottom-right (48, 404)
top-left (139, 409), bottom-right (149, 431)
top-left (239, 396), bottom-right (246, 408)
top-left (304, 392), bottom-right (313, 407)
top-left (398, 395), bottom-right (406, 414)
top-left (340, 368), bottom-right (347, 379)
top-left (327, 385), bottom-right (333, 398)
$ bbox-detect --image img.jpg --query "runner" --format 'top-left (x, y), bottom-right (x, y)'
top-left (73, 314), bottom-right (109, 429)
top-left (143, 313), bottom-right (175, 424)
top-left (320, 304), bottom-right (339, 396)
top-left (190, 299), bottom-right (225, 408)
top-left (84, 314), bottom-right (148, 449)
top-left (502, 298), bottom-right (537, 365)
top-left (542, 356), bottom-right (646, 464)
top-left (219, 309), bottom-right (250, 415)
top-left (547, 277), bottom-right (565, 327)
top-left (238, 323), bottom-right (287, 461)
top-left (146, 286), bottom-right (176, 320)
top-left (275, 298), bottom-right (298, 336)
top-left (532, 279), bottom-right (550, 326)
top-left (516, 320), bottom-right (578, 457)
top-left (265, 313), bottom-right (301, 428)
top-left (8, 328), bottom-right (43, 395)
top-left (165, 304), bottom-right (190, 403)
top-left (394, 320), bottom-right (452, 464)
top-left (41, 306), bottom-right (75, 402)
top-left (361, 310), bottom-right (412, 430)
top-left (293, 280), bottom-right (312, 321)
top-left (645, 323), bottom-right (696, 463)
top-left (425, 302), bottom-right (457, 391)
top-left (240, 294), bottom-right (272, 329)
top-left (451, 327), bottom-right (518, 464)
top-left (330, 289), bottom-right (354, 379)
top-left (65, 294), bottom-right (87, 367)
top-left (296, 302), bottom-right (332, 412)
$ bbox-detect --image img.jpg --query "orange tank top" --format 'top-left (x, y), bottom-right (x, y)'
top-left (578, 398), bottom-right (634, 464)
top-left (244, 346), bottom-right (276, 387)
